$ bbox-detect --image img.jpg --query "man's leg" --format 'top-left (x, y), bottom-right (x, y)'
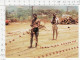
top-left (53, 29), bottom-right (55, 40)
top-left (56, 26), bottom-right (58, 39)
top-left (56, 29), bottom-right (58, 39)
top-left (29, 31), bottom-right (33, 48)
top-left (35, 32), bottom-right (39, 47)
top-left (52, 25), bottom-right (55, 40)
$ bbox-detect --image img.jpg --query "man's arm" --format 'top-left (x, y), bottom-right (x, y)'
top-left (51, 18), bottom-right (54, 25)
top-left (30, 20), bottom-right (33, 27)
top-left (38, 20), bottom-right (40, 27)
top-left (57, 20), bottom-right (58, 24)
top-left (56, 17), bottom-right (59, 25)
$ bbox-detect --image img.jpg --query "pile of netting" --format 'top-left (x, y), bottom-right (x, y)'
top-left (60, 17), bottom-right (78, 24)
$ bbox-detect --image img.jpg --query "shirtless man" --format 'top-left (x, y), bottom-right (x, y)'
top-left (29, 14), bottom-right (40, 48)
top-left (51, 14), bottom-right (58, 40)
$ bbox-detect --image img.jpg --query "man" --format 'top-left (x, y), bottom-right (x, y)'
top-left (51, 14), bottom-right (58, 40)
top-left (29, 14), bottom-right (40, 48)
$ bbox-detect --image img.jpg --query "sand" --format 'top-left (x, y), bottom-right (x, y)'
top-left (6, 22), bottom-right (78, 58)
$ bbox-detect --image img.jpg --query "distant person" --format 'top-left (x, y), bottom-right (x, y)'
top-left (28, 14), bottom-right (40, 48)
top-left (51, 14), bottom-right (58, 40)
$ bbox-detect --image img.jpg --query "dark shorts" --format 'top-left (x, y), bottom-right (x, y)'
top-left (33, 28), bottom-right (39, 32)
top-left (31, 27), bottom-right (39, 36)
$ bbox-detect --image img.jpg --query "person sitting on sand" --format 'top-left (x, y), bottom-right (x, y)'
top-left (28, 14), bottom-right (40, 48)
top-left (51, 13), bottom-right (58, 40)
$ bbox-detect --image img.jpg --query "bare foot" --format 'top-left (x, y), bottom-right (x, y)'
top-left (52, 39), bottom-right (56, 40)
top-left (28, 46), bottom-right (32, 48)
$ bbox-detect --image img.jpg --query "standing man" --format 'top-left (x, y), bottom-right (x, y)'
top-left (29, 14), bottom-right (40, 48)
top-left (51, 14), bottom-right (58, 40)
